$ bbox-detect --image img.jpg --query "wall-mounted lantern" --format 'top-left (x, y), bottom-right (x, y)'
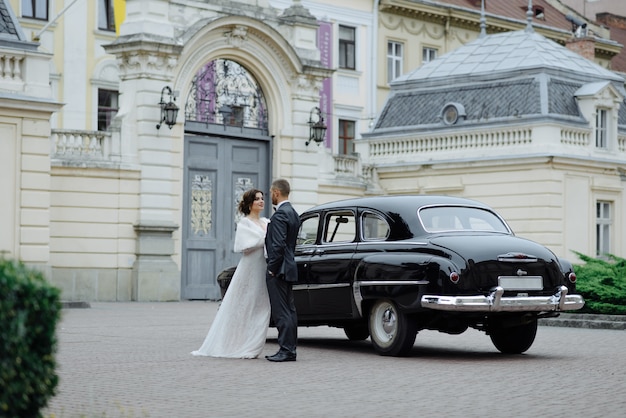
top-left (156, 86), bottom-right (179, 130)
top-left (306, 106), bottom-right (327, 146)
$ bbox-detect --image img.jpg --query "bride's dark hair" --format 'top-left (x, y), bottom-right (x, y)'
top-left (238, 189), bottom-right (263, 215)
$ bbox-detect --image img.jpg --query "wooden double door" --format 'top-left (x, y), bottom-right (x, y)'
top-left (181, 132), bottom-right (270, 299)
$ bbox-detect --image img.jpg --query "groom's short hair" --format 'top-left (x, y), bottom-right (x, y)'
top-left (271, 179), bottom-right (290, 197)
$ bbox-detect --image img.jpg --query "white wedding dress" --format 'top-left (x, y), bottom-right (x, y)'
top-left (192, 217), bottom-right (271, 358)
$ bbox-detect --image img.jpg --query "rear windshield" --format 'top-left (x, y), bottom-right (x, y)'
top-left (418, 206), bottom-right (510, 233)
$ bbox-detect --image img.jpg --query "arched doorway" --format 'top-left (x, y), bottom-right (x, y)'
top-left (181, 59), bottom-right (271, 300)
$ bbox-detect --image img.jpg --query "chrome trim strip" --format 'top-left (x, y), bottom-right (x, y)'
top-left (355, 280), bottom-right (429, 286)
top-left (314, 242), bottom-right (358, 248)
top-left (307, 283), bottom-right (350, 290)
top-left (355, 241), bottom-right (428, 246)
top-left (293, 283), bottom-right (351, 291)
top-left (353, 281), bottom-right (363, 317)
top-left (497, 257), bottom-right (538, 263)
top-left (420, 286), bottom-right (585, 312)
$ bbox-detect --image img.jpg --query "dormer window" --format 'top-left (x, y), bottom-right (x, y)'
top-left (574, 82), bottom-right (622, 152)
top-left (596, 108), bottom-right (608, 148)
top-left (441, 103), bottom-right (466, 125)
top-left (519, 5), bottom-right (545, 20)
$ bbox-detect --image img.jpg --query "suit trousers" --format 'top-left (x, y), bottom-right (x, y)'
top-left (266, 275), bottom-right (297, 354)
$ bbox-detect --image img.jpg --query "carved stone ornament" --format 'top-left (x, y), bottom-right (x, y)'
top-left (224, 25), bottom-right (249, 48)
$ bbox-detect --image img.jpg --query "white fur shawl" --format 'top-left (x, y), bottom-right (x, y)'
top-left (233, 217), bottom-right (268, 253)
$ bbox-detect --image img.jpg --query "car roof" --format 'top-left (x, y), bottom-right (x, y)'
top-left (304, 195), bottom-right (492, 215)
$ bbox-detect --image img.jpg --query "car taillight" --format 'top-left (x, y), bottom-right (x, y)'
top-left (568, 272), bottom-right (577, 283)
top-left (449, 272), bottom-right (460, 284)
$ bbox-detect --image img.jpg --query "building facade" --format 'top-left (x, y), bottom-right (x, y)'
top-left (5, 0), bottom-right (376, 301)
top-left (362, 23), bottom-right (626, 263)
top-left (1, 0), bottom-right (625, 302)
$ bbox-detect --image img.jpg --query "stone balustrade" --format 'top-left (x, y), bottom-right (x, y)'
top-left (367, 128), bottom-right (533, 159)
top-left (51, 129), bottom-right (111, 160)
top-left (560, 128), bottom-right (590, 146)
top-left (0, 53), bottom-right (23, 82)
top-left (333, 153), bottom-right (361, 178)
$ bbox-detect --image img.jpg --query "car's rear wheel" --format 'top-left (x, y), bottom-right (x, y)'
top-left (489, 317), bottom-right (538, 354)
top-left (368, 299), bottom-right (417, 356)
top-left (344, 324), bottom-right (370, 341)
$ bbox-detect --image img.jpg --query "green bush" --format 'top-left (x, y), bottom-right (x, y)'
top-left (0, 258), bottom-right (62, 417)
top-left (572, 251), bottom-right (626, 315)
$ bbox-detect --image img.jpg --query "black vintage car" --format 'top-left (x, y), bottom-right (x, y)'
top-left (218, 195), bottom-right (584, 356)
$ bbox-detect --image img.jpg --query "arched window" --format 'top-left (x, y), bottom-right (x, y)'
top-left (185, 59), bottom-right (268, 134)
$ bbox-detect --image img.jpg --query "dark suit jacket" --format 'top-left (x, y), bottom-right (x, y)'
top-left (265, 201), bottom-right (300, 282)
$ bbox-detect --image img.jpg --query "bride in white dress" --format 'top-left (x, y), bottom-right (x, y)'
top-left (192, 189), bottom-right (271, 359)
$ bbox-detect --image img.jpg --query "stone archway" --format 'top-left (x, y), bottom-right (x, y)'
top-left (180, 59), bottom-right (271, 300)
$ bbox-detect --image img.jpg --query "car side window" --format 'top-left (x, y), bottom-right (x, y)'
top-left (323, 211), bottom-right (356, 243)
top-left (297, 215), bottom-right (319, 245)
top-left (361, 212), bottom-right (390, 241)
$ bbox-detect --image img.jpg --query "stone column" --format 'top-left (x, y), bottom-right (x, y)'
top-left (104, 0), bottom-right (184, 301)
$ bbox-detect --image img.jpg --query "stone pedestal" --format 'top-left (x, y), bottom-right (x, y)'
top-left (132, 221), bottom-right (180, 301)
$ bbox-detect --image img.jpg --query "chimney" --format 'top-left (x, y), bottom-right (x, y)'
top-left (596, 13), bottom-right (626, 30)
top-left (565, 37), bottom-right (596, 61)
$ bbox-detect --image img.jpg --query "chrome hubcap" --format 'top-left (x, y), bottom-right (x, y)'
top-left (381, 307), bottom-right (396, 336)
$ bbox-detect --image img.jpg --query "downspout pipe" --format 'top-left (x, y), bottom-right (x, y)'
top-left (370, 0), bottom-right (380, 130)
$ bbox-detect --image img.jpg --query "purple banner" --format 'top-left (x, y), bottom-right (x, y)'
top-left (318, 21), bottom-right (332, 148)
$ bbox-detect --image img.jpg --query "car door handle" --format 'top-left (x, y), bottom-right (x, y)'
top-left (300, 249), bottom-right (316, 255)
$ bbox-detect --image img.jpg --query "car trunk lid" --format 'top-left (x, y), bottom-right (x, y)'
top-left (429, 234), bottom-right (564, 293)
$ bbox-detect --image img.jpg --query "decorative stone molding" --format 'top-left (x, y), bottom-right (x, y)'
top-left (278, 1), bottom-right (318, 26)
top-left (296, 74), bottom-right (319, 93)
top-left (224, 25), bottom-right (249, 48)
top-left (380, 14), bottom-right (445, 40)
top-left (103, 35), bottom-right (183, 80)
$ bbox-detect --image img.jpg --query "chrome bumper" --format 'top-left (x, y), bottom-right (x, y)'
top-left (421, 286), bottom-right (585, 312)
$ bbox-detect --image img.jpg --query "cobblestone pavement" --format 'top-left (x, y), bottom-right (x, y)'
top-left (43, 302), bottom-right (626, 418)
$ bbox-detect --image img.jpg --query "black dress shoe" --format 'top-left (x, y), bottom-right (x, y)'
top-left (266, 351), bottom-right (296, 362)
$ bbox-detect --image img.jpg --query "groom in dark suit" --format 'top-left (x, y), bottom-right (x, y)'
top-left (265, 179), bottom-right (300, 362)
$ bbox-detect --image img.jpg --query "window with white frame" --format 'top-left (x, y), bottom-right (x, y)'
top-left (339, 25), bottom-right (356, 70)
top-left (596, 108), bottom-right (608, 148)
top-left (338, 119), bottom-right (355, 155)
top-left (596, 201), bottom-right (612, 257)
top-left (22, 0), bottom-right (48, 20)
top-left (98, 0), bottom-right (116, 32)
top-left (422, 47), bottom-right (438, 63)
top-left (98, 89), bottom-right (119, 131)
top-left (387, 41), bottom-right (403, 83)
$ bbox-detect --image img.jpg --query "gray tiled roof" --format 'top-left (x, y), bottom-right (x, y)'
top-left (0, 0), bottom-right (33, 49)
top-left (0, 0), bottom-right (20, 38)
top-left (396, 30), bottom-right (622, 84)
top-left (549, 80), bottom-right (585, 116)
top-left (377, 79), bottom-right (542, 129)
top-left (373, 28), bottom-right (626, 134)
